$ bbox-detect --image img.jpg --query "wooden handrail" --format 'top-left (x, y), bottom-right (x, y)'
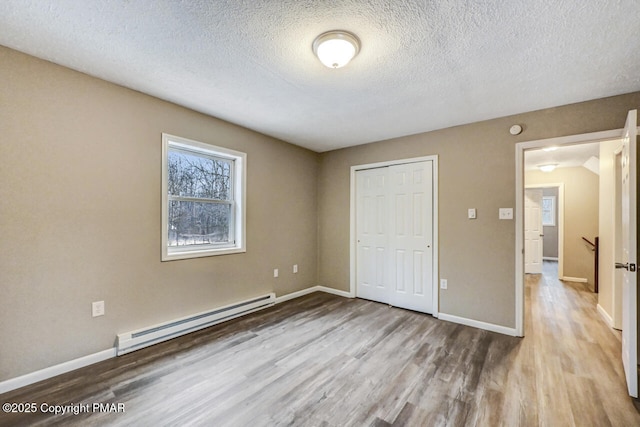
top-left (595, 237), bottom-right (599, 293)
top-left (581, 236), bottom-right (599, 293)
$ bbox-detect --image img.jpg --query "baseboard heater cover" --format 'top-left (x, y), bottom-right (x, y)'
top-left (116, 293), bottom-right (275, 356)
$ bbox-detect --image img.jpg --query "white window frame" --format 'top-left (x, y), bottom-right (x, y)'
top-left (161, 133), bottom-right (246, 261)
top-left (542, 195), bottom-right (556, 226)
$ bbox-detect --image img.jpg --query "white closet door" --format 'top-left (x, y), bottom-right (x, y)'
top-left (356, 167), bottom-right (390, 303)
top-left (356, 161), bottom-right (434, 314)
top-left (388, 162), bottom-right (434, 313)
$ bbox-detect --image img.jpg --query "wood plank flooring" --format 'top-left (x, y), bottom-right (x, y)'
top-left (1, 261), bottom-right (639, 426)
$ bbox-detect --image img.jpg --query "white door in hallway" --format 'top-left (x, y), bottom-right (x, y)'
top-left (524, 189), bottom-right (544, 274)
top-left (356, 161), bottom-right (434, 314)
top-left (620, 109), bottom-right (638, 398)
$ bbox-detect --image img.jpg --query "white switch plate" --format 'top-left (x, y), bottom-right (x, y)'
top-left (468, 208), bottom-right (476, 219)
top-left (274, 268), bottom-right (279, 278)
top-left (440, 279), bottom-right (448, 289)
top-left (92, 301), bottom-right (105, 317)
top-left (293, 264), bottom-right (298, 273)
top-left (499, 208), bottom-right (513, 220)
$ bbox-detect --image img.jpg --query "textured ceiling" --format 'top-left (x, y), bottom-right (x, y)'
top-left (1, 1), bottom-right (639, 152)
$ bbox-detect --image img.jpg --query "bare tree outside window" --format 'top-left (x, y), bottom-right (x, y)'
top-left (167, 150), bottom-right (233, 247)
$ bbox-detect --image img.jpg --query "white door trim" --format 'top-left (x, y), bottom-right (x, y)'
top-left (515, 128), bottom-right (625, 337)
top-left (350, 155), bottom-right (439, 317)
top-left (525, 183), bottom-right (565, 279)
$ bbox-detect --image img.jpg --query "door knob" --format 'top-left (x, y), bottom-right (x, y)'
top-left (616, 262), bottom-right (637, 272)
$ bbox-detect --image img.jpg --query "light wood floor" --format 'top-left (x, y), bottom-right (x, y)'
top-left (1, 261), bottom-right (639, 426)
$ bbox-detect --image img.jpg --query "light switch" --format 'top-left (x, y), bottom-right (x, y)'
top-left (468, 208), bottom-right (477, 219)
top-left (92, 301), bottom-right (105, 317)
top-left (499, 208), bottom-right (513, 220)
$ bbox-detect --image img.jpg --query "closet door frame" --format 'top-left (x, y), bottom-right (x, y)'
top-left (349, 155), bottom-right (439, 317)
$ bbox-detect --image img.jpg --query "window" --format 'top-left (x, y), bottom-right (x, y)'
top-left (542, 195), bottom-right (556, 226)
top-left (162, 134), bottom-right (246, 261)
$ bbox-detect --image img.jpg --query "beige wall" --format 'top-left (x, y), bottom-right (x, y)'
top-left (318, 93), bottom-right (640, 328)
top-left (526, 167), bottom-right (599, 287)
top-left (0, 46), bottom-right (319, 381)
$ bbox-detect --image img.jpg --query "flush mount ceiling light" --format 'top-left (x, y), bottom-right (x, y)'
top-left (312, 30), bottom-right (360, 69)
top-left (538, 164), bottom-right (558, 172)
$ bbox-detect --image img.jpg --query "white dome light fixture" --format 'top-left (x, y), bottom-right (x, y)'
top-left (312, 30), bottom-right (360, 69)
top-left (538, 164), bottom-right (558, 173)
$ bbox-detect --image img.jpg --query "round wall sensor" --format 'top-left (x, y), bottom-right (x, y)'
top-left (509, 125), bottom-right (523, 135)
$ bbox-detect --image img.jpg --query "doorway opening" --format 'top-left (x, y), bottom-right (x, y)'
top-left (515, 129), bottom-right (622, 335)
top-left (515, 111), bottom-right (638, 398)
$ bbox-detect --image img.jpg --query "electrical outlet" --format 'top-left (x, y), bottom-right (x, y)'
top-left (92, 301), bottom-right (105, 317)
top-left (293, 264), bottom-right (298, 274)
top-left (274, 268), bottom-right (279, 278)
top-left (440, 279), bottom-right (448, 289)
top-left (468, 208), bottom-right (477, 219)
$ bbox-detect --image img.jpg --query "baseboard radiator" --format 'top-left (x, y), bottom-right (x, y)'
top-left (116, 293), bottom-right (275, 356)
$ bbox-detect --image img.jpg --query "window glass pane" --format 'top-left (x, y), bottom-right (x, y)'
top-left (542, 196), bottom-right (555, 226)
top-left (168, 201), bottom-right (231, 247)
top-left (168, 150), bottom-right (231, 200)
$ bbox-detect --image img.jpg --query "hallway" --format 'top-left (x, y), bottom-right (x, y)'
top-left (519, 260), bottom-right (640, 425)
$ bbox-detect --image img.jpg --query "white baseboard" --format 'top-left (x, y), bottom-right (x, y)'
top-left (275, 285), bottom-right (354, 304)
top-left (597, 304), bottom-right (614, 328)
top-left (438, 313), bottom-right (519, 337)
top-left (0, 348), bottom-right (116, 395)
top-left (562, 276), bottom-right (588, 283)
top-left (275, 286), bottom-right (319, 304)
top-left (316, 286), bottom-right (354, 298)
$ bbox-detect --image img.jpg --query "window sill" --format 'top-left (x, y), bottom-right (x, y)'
top-left (162, 246), bottom-right (246, 261)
